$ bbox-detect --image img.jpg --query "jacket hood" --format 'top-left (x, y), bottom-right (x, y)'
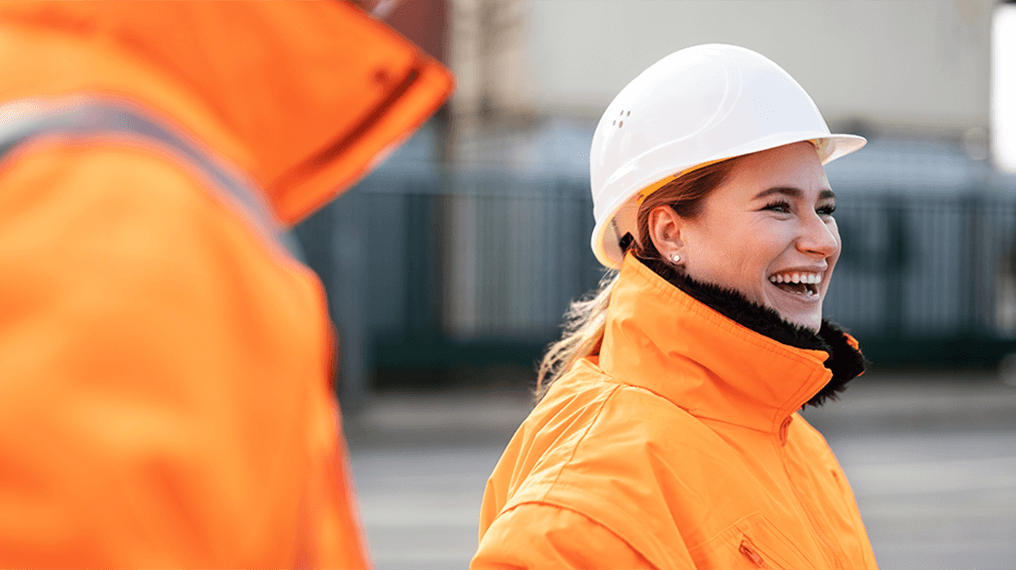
top-left (0, 1), bottom-right (453, 224)
top-left (598, 254), bottom-right (865, 434)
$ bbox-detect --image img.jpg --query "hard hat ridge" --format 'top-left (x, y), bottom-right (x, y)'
top-left (589, 43), bottom-right (866, 269)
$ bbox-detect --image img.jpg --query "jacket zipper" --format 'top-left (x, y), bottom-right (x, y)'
top-left (778, 416), bottom-right (792, 445)
top-left (740, 538), bottom-right (778, 570)
top-left (777, 414), bottom-right (845, 568)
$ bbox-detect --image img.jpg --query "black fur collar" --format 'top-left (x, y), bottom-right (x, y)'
top-left (639, 256), bottom-right (865, 408)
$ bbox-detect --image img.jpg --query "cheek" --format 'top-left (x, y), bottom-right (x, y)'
top-left (740, 220), bottom-right (794, 266)
top-left (695, 223), bottom-right (785, 285)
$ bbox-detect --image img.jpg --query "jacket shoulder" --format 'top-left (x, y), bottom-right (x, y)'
top-left (472, 502), bottom-right (662, 570)
top-left (499, 357), bottom-right (722, 496)
top-left (486, 359), bottom-right (719, 568)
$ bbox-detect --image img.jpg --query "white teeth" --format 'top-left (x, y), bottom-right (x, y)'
top-left (769, 272), bottom-right (823, 285)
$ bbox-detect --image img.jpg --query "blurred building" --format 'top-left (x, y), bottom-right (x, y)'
top-left (298, 0), bottom-right (1016, 402)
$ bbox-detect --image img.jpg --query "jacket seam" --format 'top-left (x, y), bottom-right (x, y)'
top-left (521, 383), bottom-right (698, 568)
top-left (595, 370), bottom-right (698, 412)
top-left (597, 361), bottom-right (806, 436)
top-left (535, 383), bottom-right (622, 504)
top-left (500, 499), bottom-right (672, 569)
top-left (799, 417), bottom-right (877, 567)
top-left (774, 426), bottom-right (844, 569)
top-left (617, 381), bottom-right (806, 446)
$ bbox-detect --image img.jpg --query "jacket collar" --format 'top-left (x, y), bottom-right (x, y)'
top-left (598, 254), bottom-right (864, 435)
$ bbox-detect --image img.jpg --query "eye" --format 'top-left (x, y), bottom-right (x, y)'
top-left (762, 200), bottom-right (792, 214)
top-left (817, 203), bottom-right (837, 217)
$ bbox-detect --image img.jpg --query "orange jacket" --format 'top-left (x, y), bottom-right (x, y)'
top-left (0, 2), bottom-right (451, 568)
top-left (473, 255), bottom-right (878, 569)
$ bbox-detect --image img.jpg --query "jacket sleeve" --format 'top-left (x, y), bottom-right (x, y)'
top-left (472, 503), bottom-right (666, 570)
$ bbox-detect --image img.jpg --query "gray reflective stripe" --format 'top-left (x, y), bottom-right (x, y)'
top-left (0, 99), bottom-right (300, 260)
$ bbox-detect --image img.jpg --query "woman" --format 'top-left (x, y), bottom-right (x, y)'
top-left (471, 44), bottom-right (877, 569)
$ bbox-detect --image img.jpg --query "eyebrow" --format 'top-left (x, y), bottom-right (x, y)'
top-left (752, 186), bottom-right (836, 201)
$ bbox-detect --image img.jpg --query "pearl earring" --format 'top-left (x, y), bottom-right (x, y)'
top-left (672, 253), bottom-right (681, 263)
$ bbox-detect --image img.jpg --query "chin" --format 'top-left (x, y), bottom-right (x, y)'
top-left (769, 304), bottom-right (822, 331)
top-left (764, 298), bottom-right (822, 332)
top-left (790, 314), bottom-right (822, 332)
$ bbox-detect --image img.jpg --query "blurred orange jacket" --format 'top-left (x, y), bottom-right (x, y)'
top-left (473, 255), bottom-right (878, 569)
top-left (0, 2), bottom-right (451, 567)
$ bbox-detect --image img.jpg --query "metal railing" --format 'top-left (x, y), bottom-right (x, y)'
top-left (295, 170), bottom-right (1016, 402)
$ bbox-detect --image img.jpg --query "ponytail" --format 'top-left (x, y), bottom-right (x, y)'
top-left (535, 270), bottom-right (618, 400)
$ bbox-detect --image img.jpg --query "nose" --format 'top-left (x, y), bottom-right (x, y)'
top-left (797, 213), bottom-right (840, 258)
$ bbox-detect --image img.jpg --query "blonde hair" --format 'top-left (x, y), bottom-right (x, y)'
top-left (534, 158), bottom-right (741, 400)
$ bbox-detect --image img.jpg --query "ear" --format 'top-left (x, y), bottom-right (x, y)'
top-left (648, 205), bottom-right (685, 261)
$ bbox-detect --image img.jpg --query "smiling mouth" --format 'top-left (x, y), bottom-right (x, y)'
top-left (768, 272), bottom-right (821, 297)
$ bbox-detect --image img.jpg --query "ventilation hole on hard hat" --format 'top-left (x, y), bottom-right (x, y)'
top-left (619, 120), bottom-right (624, 128)
top-left (612, 120), bottom-right (616, 125)
top-left (620, 109), bottom-right (624, 115)
top-left (626, 111), bottom-right (631, 116)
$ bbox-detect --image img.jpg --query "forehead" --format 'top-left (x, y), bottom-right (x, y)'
top-left (715, 142), bottom-right (830, 201)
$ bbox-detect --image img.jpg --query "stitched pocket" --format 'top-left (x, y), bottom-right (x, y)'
top-left (688, 512), bottom-right (816, 570)
top-left (739, 535), bottom-right (782, 569)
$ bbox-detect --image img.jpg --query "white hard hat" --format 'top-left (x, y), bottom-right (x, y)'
top-left (589, 43), bottom-right (866, 268)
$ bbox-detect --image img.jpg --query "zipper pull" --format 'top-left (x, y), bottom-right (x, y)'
top-left (778, 415), bottom-right (792, 446)
top-left (739, 536), bottom-right (764, 564)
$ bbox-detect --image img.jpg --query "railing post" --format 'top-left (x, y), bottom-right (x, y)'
top-left (963, 194), bottom-right (982, 338)
top-left (331, 191), bottom-right (369, 412)
top-left (884, 197), bottom-right (906, 340)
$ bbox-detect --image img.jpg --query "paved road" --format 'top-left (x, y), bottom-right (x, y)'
top-left (345, 373), bottom-right (1016, 570)
top-left (803, 375), bottom-right (1016, 570)
top-left (345, 390), bottom-right (526, 570)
